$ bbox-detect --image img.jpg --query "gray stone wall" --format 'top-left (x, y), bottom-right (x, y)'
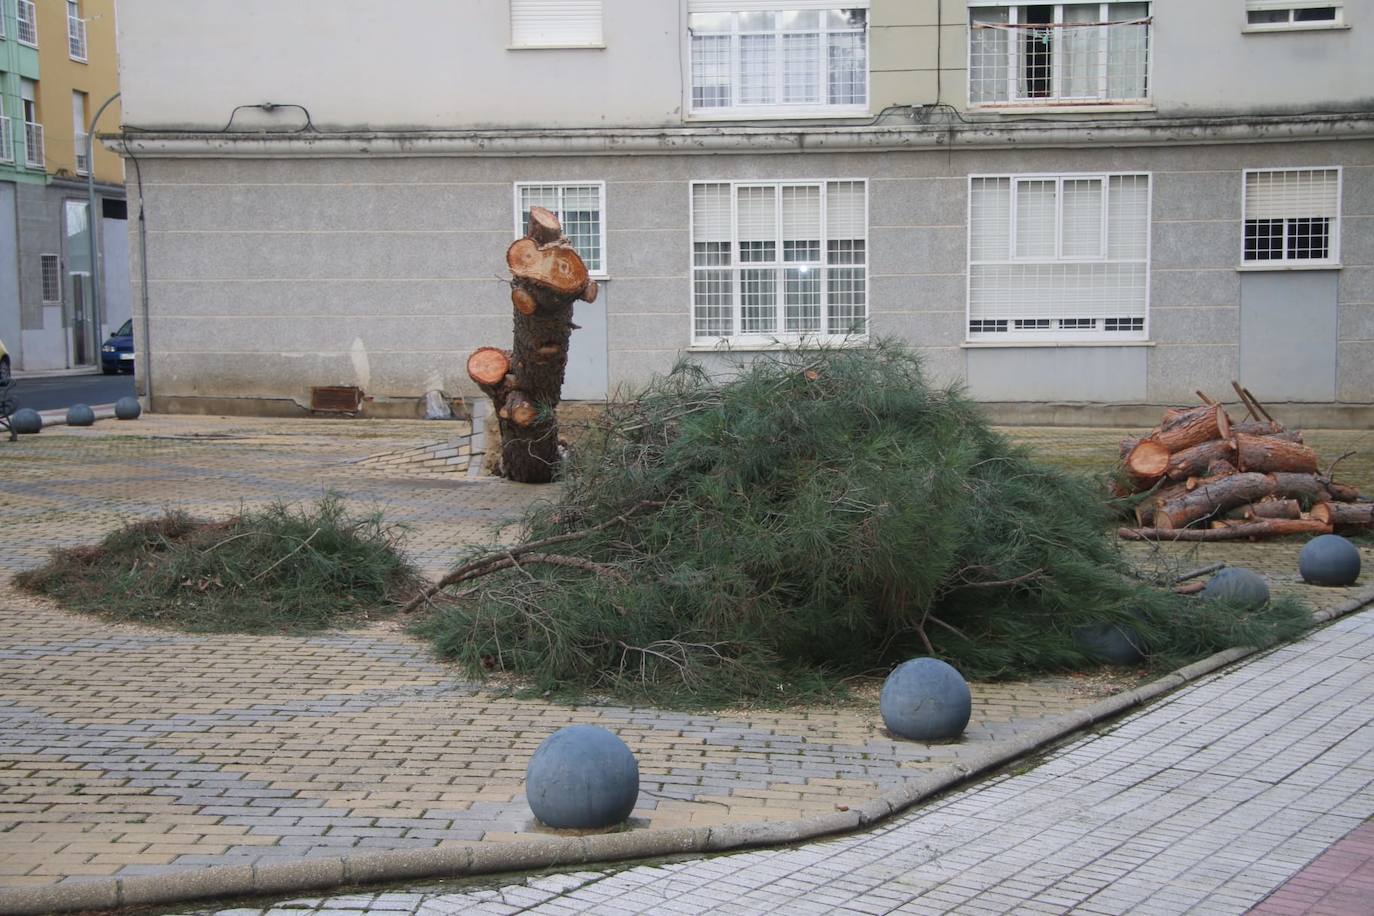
top-left (129, 137), bottom-right (1373, 411)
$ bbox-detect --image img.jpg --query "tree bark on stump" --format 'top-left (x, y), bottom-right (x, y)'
top-left (467, 207), bottom-right (598, 484)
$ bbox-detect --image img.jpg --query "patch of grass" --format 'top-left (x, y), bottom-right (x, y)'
top-left (17, 494), bottom-right (419, 634)
top-left (416, 342), bottom-right (1312, 708)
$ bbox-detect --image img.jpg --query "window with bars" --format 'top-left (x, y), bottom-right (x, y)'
top-left (68, 1), bottom-right (87, 61)
top-left (1242, 168), bottom-right (1340, 265)
top-left (968, 173), bottom-right (1151, 340)
top-left (41, 255), bottom-right (61, 303)
top-left (515, 183), bottom-right (607, 276)
top-left (692, 180), bottom-right (867, 345)
top-left (17, 0), bottom-right (37, 45)
top-left (688, 5), bottom-right (869, 116)
top-left (509, 0), bottom-right (603, 47)
top-left (969, 2), bottom-right (1150, 106)
top-left (1245, 1), bottom-right (1342, 28)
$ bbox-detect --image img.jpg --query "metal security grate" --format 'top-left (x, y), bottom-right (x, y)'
top-left (68, 2), bottom-right (87, 61)
top-left (1243, 168), bottom-right (1341, 264)
top-left (17, 0), bottom-right (37, 45)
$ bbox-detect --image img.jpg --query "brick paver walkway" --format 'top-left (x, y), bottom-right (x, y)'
top-left (205, 606), bottom-right (1374, 915)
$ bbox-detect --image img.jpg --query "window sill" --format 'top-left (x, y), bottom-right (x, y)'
top-left (1236, 262), bottom-right (1341, 272)
top-left (507, 43), bottom-right (606, 50)
top-left (969, 103), bottom-right (1155, 115)
top-left (688, 336), bottom-right (870, 352)
top-left (17, 40), bottom-right (37, 50)
top-left (1243, 23), bottom-right (1350, 34)
top-left (685, 107), bottom-right (872, 122)
top-left (962, 340), bottom-right (1155, 349)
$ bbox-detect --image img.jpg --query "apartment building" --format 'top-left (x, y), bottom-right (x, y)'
top-left (0, 0), bottom-right (127, 372)
top-left (112, 0), bottom-right (1373, 421)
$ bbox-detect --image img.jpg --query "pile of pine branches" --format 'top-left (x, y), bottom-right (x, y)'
top-left (414, 343), bottom-right (1307, 705)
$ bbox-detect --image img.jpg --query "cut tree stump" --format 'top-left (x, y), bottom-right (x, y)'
top-left (468, 207), bottom-right (599, 484)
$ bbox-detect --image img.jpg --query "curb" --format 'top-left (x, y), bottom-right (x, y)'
top-left (34, 403), bottom-right (117, 428)
top-left (3, 587), bottom-right (1372, 916)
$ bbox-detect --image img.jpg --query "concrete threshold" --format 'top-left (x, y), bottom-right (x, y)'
top-left (3, 587), bottom-right (1372, 916)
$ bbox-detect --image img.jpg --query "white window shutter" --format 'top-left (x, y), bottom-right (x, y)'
top-left (1015, 180), bottom-right (1058, 259)
top-left (1245, 169), bottom-right (1340, 220)
top-left (825, 181), bottom-right (865, 240)
top-left (737, 186), bottom-right (778, 242)
top-left (781, 186), bottom-right (821, 241)
top-left (511, 0), bottom-right (603, 47)
top-left (969, 177), bottom-right (1012, 261)
top-left (689, 0), bottom-right (868, 12)
top-left (693, 184), bottom-right (732, 242)
top-left (1107, 175), bottom-right (1150, 260)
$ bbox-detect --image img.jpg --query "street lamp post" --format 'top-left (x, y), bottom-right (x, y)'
top-left (86, 91), bottom-right (120, 351)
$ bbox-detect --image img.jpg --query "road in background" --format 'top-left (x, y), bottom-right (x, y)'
top-left (9, 373), bottom-right (135, 412)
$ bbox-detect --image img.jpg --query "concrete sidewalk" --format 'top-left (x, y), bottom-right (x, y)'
top-left (1, 416), bottom-right (1371, 913)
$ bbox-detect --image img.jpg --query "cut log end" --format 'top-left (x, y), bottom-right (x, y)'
top-left (504, 391), bottom-right (539, 428)
top-left (526, 206), bottom-right (563, 245)
top-left (580, 278), bottom-right (599, 304)
top-left (1126, 439), bottom-right (1171, 483)
top-left (507, 238), bottom-right (590, 297)
top-left (467, 347), bottom-right (512, 387)
top-left (512, 287), bottom-right (538, 316)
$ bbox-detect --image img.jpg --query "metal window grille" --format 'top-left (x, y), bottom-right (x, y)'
top-left (68, 3), bottom-right (88, 61)
top-left (17, 0), bottom-right (37, 45)
top-left (969, 3), bottom-right (1150, 106)
top-left (1245, 1), bottom-right (1341, 27)
top-left (968, 173), bottom-right (1151, 340)
top-left (23, 121), bottom-right (43, 169)
top-left (688, 8), bottom-right (868, 114)
top-left (40, 255), bottom-right (61, 303)
top-left (1242, 168), bottom-right (1340, 264)
top-left (0, 117), bottom-right (11, 164)
top-left (691, 179), bottom-right (867, 344)
top-left (515, 183), bottom-right (606, 275)
top-left (509, 0), bottom-right (602, 46)
top-left (74, 132), bottom-right (89, 175)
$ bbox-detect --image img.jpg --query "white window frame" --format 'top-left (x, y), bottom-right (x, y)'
top-left (1240, 167), bottom-right (1342, 268)
top-left (68, 0), bottom-right (88, 62)
top-left (967, 1), bottom-right (1153, 109)
top-left (513, 182), bottom-right (608, 279)
top-left (1244, 1), bottom-right (1345, 31)
top-left (689, 178), bottom-right (869, 349)
top-left (685, 6), bottom-right (871, 120)
top-left (966, 171), bottom-right (1153, 344)
top-left (508, 0), bottom-right (604, 49)
top-left (16, 0), bottom-right (37, 46)
top-left (40, 254), bottom-right (62, 303)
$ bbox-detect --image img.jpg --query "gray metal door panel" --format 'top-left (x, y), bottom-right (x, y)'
top-left (1239, 271), bottom-right (1338, 402)
top-left (563, 288), bottom-right (608, 400)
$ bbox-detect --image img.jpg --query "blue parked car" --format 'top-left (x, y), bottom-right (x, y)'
top-left (101, 319), bottom-right (134, 374)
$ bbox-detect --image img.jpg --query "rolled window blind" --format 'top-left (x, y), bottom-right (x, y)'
top-left (511, 0), bottom-right (603, 46)
top-left (689, 0), bottom-right (868, 12)
top-left (1245, 168), bottom-right (1339, 220)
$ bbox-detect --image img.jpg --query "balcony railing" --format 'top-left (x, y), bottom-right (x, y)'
top-left (74, 131), bottom-right (89, 175)
top-left (970, 16), bottom-right (1151, 106)
top-left (17, 0), bottom-right (37, 46)
top-left (0, 117), bottom-right (12, 164)
top-left (68, 14), bottom-right (87, 61)
top-left (24, 121), bottom-right (44, 170)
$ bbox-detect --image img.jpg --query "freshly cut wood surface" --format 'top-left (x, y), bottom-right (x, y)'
top-left (467, 347), bottom-right (512, 387)
top-left (1311, 502), bottom-right (1374, 529)
top-left (507, 238), bottom-right (590, 296)
top-left (526, 206), bottom-right (563, 245)
top-left (1125, 439), bottom-right (1170, 485)
top-left (502, 391), bottom-right (538, 427)
top-left (1153, 404), bottom-right (1231, 453)
top-left (512, 287), bottom-right (538, 317)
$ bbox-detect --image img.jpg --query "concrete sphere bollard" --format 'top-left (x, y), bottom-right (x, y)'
top-left (114, 396), bottom-right (142, 420)
top-left (1299, 534), bottom-right (1361, 587)
top-left (525, 725), bottom-right (639, 829)
top-left (10, 408), bottom-right (42, 434)
top-left (879, 657), bottom-right (972, 741)
top-left (1073, 622), bottom-right (1145, 665)
top-left (66, 404), bottom-right (96, 427)
top-left (1201, 567), bottom-right (1270, 610)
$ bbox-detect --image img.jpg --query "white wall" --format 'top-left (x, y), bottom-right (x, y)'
top-left (1152, 0), bottom-right (1374, 115)
top-left (116, 0), bottom-right (685, 131)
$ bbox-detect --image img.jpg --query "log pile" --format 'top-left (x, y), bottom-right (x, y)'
top-left (1113, 386), bottom-right (1371, 541)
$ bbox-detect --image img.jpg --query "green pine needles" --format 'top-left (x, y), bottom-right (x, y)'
top-left (418, 342), bottom-right (1309, 705)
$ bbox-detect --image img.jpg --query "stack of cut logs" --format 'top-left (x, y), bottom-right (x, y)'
top-left (1115, 391), bottom-right (1372, 541)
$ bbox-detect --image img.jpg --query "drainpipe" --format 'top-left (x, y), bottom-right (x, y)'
top-left (85, 91), bottom-right (119, 353)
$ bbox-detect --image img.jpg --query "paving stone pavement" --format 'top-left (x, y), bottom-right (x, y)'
top-left (188, 606), bottom-right (1374, 915)
top-left (1, 416), bottom-right (1370, 906)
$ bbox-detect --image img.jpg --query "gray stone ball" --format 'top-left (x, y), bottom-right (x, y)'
top-left (114, 396), bottom-right (142, 420)
top-left (66, 404), bottom-right (95, 427)
top-left (1074, 622), bottom-right (1146, 665)
top-left (1201, 567), bottom-right (1270, 610)
top-left (10, 408), bottom-right (42, 434)
top-left (879, 657), bottom-right (972, 741)
top-left (1299, 534), bottom-right (1361, 587)
top-left (525, 725), bottom-right (639, 829)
